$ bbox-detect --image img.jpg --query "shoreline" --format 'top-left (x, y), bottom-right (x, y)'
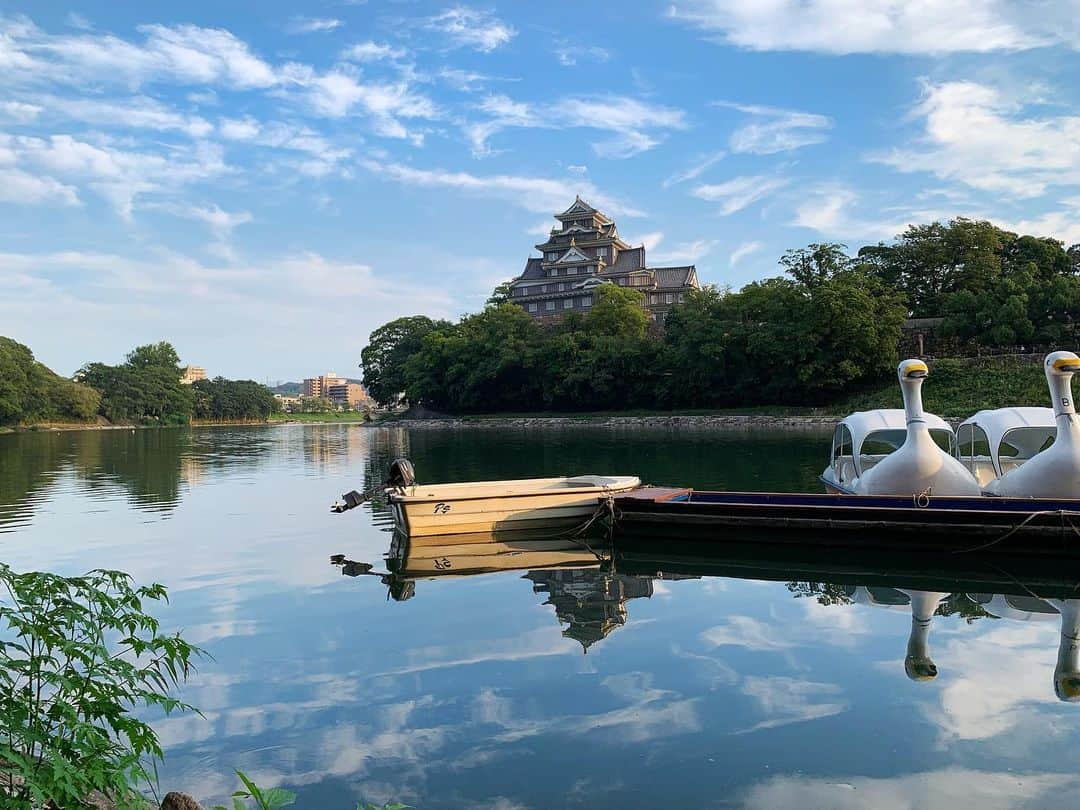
top-left (370, 413), bottom-right (837, 431)
top-left (2, 412), bottom-right (839, 435)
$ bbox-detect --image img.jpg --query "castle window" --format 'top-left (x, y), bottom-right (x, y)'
top-left (528, 303), bottom-right (538, 312)
top-left (563, 298), bottom-right (572, 309)
top-left (581, 295), bottom-right (593, 307)
top-left (596, 246), bottom-right (606, 258)
top-left (546, 300), bottom-right (556, 311)
top-left (665, 293), bottom-right (674, 304)
top-left (567, 267), bottom-right (577, 276)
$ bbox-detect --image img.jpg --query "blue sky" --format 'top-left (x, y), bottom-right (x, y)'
top-left (3, 2), bottom-right (1079, 381)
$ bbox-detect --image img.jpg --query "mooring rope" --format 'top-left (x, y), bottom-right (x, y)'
top-left (952, 509), bottom-right (1080, 555)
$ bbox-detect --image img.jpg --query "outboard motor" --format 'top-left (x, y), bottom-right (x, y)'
top-left (387, 458), bottom-right (417, 490)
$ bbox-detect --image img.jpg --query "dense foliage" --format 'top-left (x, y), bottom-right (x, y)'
top-left (0, 337), bottom-right (100, 426)
top-left (79, 343), bottom-right (193, 426)
top-left (77, 342), bottom-right (278, 425)
top-left (361, 316), bottom-right (450, 407)
top-left (0, 565), bottom-right (202, 808)
top-left (361, 217), bottom-right (1079, 413)
top-left (859, 218), bottom-right (1080, 345)
top-left (191, 377), bottom-right (279, 421)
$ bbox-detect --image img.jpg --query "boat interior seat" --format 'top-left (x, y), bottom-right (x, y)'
top-left (833, 458), bottom-right (858, 484)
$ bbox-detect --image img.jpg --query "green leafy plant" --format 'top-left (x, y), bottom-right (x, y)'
top-left (212, 770), bottom-right (296, 810)
top-left (0, 565), bottom-right (204, 808)
top-left (357, 802), bottom-right (410, 810)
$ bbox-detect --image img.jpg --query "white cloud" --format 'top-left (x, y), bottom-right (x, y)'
top-left (0, 167), bottom-right (79, 205)
top-left (340, 41), bottom-right (406, 62)
top-left (670, 0), bottom-right (1057, 55)
top-left (740, 769), bottom-right (1080, 810)
top-left (997, 199), bottom-right (1080, 246)
top-left (362, 159), bottom-right (645, 217)
top-left (663, 150), bottom-right (726, 187)
top-left (692, 174), bottom-right (789, 215)
top-left (172, 203), bottom-right (253, 237)
top-left (701, 616), bottom-right (790, 651)
top-left (736, 676), bottom-right (847, 733)
top-left (553, 43), bottom-right (611, 67)
top-left (0, 100), bottom-right (42, 122)
top-left (466, 93), bottom-right (687, 158)
top-left (793, 184), bottom-right (967, 241)
top-left (650, 238), bottom-right (718, 264)
top-left (216, 118), bottom-right (351, 175)
top-left (27, 94), bottom-right (212, 137)
top-left (716, 101), bottom-right (831, 154)
top-left (870, 80), bottom-right (1080, 199)
top-left (425, 7), bottom-right (516, 52)
top-left (729, 240), bottom-right (761, 267)
top-left (285, 17), bottom-right (343, 35)
top-left (1, 132), bottom-right (227, 218)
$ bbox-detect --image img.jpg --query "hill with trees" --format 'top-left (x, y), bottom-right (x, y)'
top-left (0, 337), bottom-right (100, 426)
top-left (361, 218), bottom-right (1079, 414)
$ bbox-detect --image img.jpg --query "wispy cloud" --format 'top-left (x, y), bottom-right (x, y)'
top-left (664, 150), bottom-right (726, 187)
top-left (692, 174), bottom-right (789, 215)
top-left (466, 94), bottom-right (687, 158)
top-left (670, 0), bottom-right (1055, 55)
top-left (553, 42), bottom-right (611, 67)
top-left (340, 41), bottom-right (406, 62)
top-left (650, 239), bottom-right (718, 264)
top-left (424, 7), bottom-right (516, 52)
top-left (361, 159), bottom-right (645, 217)
top-left (729, 240), bottom-right (761, 266)
top-left (0, 132), bottom-right (227, 219)
top-left (285, 17), bottom-right (343, 35)
top-left (0, 167), bottom-right (79, 206)
top-left (715, 101), bottom-right (831, 154)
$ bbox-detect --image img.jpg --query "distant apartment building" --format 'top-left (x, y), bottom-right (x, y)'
top-left (509, 197), bottom-right (700, 324)
top-left (180, 365), bottom-right (207, 385)
top-left (302, 373), bottom-right (345, 398)
top-left (326, 383), bottom-right (369, 410)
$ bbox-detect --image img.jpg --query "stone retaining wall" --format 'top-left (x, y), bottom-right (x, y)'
top-left (372, 414), bottom-right (837, 431)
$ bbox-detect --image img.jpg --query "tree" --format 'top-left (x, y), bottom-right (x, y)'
top-left (779, 243), bottom-right (851, 290)
top-left (584, 284), bottom-right (648, 340)
top-left (78, 342), bottom-right (191, 426)
top-left (361, 316), bottom-right (449, 407)
top-left (486, 280), bottom-right (513, 307)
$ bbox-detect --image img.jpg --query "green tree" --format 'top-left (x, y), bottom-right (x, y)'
top-left (0, 337), bottom-right (101, 426)
top-left (779, 243), bottom-right (851, 290)
top-left (485, 280), bottom-right (513, 307)
top-left (361, 316), bottom-right (449, 407)
top-left (584, 284), bottom-right (648, 340)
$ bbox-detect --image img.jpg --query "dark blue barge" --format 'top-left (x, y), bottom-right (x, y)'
top-left (613, 487), bottom-right (1080, 556)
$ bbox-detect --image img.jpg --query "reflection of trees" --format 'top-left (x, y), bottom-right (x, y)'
top-left (785, 581), bottom-right (993, 620)
top-left (1, 427), bottom-right (287, 524)
top-left (0, 432), bottom-right (79, 531)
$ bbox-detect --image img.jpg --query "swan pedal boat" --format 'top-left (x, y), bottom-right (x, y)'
top-left (820, 409), bottom-right (956, 495)
top-left (956, 407), bottom-right (1056, 487)
top-left (387, 475), bottom-right (640, 537)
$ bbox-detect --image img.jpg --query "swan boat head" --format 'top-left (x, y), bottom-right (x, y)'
top-left (983, 350), bottom-right (1080, 499)
top-left (853, 360), bottom-right (981, 497)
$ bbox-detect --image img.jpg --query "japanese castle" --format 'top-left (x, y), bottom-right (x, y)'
top-left (509, 197), bottom-right (700, 322)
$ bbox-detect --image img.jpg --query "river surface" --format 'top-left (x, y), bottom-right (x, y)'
top-left (2, 424), bottom-right (1080, 809)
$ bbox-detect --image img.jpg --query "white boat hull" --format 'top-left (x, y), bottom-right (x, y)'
top-left (388, 475), bottom-right (640, 537)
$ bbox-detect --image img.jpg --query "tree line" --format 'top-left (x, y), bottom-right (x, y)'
top-left (1, 338), bottom-right (279, 426)
top-left (361, 218), bottom-right (1080, 413)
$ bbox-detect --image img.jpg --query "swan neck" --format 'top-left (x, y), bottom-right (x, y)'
top-left (1048, 372), bottom-right (1076, 419)
top-left (902, 378), bottom-right (927, 426)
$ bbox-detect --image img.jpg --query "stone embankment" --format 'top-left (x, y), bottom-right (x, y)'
top-left (374, 414), bottom-right (836, 431)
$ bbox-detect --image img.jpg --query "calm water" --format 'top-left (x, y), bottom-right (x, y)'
top-left (2, 425), bottom-right (1080, 809)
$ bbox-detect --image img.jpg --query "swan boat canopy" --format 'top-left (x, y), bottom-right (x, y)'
top-left (848, 360), bottom-right (982, 497)
top-left (955, 407), bottom-right (1056, 487)
top-left (387, 473), bottom-right (640, 538)
top-left (820, 408), bottom-right (955, 494)
top-left (983, 351), bottom-right (1080, 499)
